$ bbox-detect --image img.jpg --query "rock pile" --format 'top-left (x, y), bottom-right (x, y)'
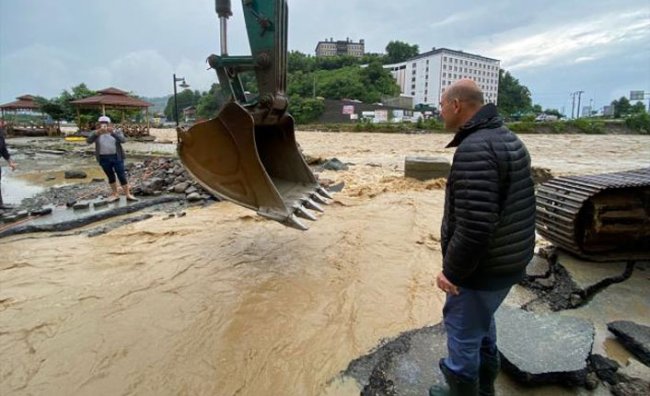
top-left (128, 158), bottom-right (215, 203)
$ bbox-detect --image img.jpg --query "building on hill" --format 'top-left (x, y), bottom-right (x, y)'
top-left (383, 48), bottom-right (500, 109)
top-left (316, 38), bottom-right (365, 57)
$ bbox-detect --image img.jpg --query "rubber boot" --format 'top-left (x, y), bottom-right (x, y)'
top-left (122, 184), bottom-right (138, 202)
top-left (478, 351), bottom-right (500, 396)
top-left (429, 359), bottom-right (479, 396)
top-left (108, 182), bottom-right (120, 202)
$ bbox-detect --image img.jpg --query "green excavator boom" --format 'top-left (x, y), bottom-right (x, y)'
top-left (177, 0), bottom-right (331, 230)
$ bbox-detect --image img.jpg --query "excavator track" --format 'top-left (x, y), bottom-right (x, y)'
top-left (536, 168), bottom-right (650, 261)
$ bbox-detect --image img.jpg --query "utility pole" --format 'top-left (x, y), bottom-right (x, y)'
top-left (576, 91), bottom-right (584, 118)
top-left (570, 92), bottom-right (576, 119)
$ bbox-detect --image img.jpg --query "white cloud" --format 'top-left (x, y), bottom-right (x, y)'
top-left (479, 10), bottom-right (650, 70)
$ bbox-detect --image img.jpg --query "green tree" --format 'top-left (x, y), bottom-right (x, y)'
top-left (289, 96), bottom-right (325, 124)
top-left (196, 84), bottom-right (227, 119)
top-left (164, 89), bottom-right (199, 121)
top-left (611, 97), bottom-right (632, 118)
top-left (631, 101), bottom-right (647, 114)
top-left (497, 69), bottom-right (532, 117)
top-left (35, 96), bottom-right (66, 124)
top-left (385, 41), bottom-right (419, 64)
top-left (288, 51), bottom-right (316, 73)
top-left (57, 83), bottom-right (97, 120)
top-left (359, 60), bottom-right (401, 103)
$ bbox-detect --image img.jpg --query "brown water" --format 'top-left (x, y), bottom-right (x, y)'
top-left (1, 133), bottom-right (649, 395)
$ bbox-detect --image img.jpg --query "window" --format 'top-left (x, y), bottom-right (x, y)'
top-left (444, 57), bottom-right (447, 61)
top-left (412, 63), bottom-right (417, 67)
top-left (411, 91), bottom-right (416, 95)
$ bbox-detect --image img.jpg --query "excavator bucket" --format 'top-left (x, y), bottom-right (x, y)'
top-left (177, 102), bottom-right (330, 230)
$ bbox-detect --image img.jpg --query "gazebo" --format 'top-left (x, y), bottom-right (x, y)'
top-left (0, 94), bottom-right (53, 136)
top-left (0, 94), bottom-right (40, 114)
top-left (70, 87), bottom-right (153, 136)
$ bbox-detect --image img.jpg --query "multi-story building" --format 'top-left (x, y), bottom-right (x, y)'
top-left (315, 38), bottom-right (365, 58)
top-left (384, 48), bottom-right (500, 108)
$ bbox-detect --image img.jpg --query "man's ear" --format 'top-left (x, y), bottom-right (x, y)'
top-left (453, 98), bottom-right (462, 114)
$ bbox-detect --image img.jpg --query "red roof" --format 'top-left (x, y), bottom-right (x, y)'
top-left (0, 94), bottom-right (40, 110)
top-left (70, 87), bottom-right (152, 109)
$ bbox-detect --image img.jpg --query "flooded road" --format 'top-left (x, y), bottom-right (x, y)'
top-left (1, 150), bottom-right (104, 205)
top-left (1, 132), bottom-right (649, 395)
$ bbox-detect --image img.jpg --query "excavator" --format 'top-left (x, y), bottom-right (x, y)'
top-left (536, 168), bottom-right (650, 261)
top-left (177, 0), bottom-right (331, 230)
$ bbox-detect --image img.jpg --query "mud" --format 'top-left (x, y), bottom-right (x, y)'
top-left (1, 132), bottom-right (649, 395)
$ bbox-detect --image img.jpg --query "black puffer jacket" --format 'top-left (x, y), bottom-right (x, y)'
top-left (441, 103), bottom-right (535, 290)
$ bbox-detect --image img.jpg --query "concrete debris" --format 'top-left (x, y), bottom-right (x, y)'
top-left (589, 354), bottom-right (620, 384)
top-left (344, 324), bottom-right (447, 396)
top-left (611, 376), bottom-right (650, 396)
top-left (607, 321), bottom-right (650, 366)
top-left (495, 306), bottom-right (594, 387)
top-left (72, 202), bottom-right (90, 210)
top-left (322, 158), bottom-right (349, 171)
top-left (64, 170), bottom-right (87, 179)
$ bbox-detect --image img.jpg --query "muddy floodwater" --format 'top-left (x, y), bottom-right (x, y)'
top-left (1, 132), bottom-right (649, 395)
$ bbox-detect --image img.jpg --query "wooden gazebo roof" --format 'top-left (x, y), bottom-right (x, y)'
top-left (70, 87), bottom-right (153, 109)
top-left (0, 95), bottom-right (40, 110)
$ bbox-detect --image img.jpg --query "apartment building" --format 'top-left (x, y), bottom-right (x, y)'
top-left (316, 38), bottom-right (365, 58)
top-left (384, 48), bottom-right (500, 108)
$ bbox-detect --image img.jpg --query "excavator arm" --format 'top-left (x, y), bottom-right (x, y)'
top-left (177, 0), bottom-right (331, 230)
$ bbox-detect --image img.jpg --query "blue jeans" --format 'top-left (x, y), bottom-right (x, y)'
top-left (442, 286), bottom-right (511, 380)
top-left (98, 155), bottom-right (127, 185)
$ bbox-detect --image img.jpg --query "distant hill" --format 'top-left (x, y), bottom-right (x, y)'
top-left (141, 95), bottom-right (170, 115)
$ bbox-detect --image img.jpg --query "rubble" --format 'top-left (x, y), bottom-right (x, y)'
top-left (589, 354), bottom-right (620, 385)
top-left (607, 321), bottom-right (650, 366)
top-left (495, 306), bottom-right (594, 387)
top-left (64, 170), bottom-right (87, 179)
top-left (344, 324), bottom-right (447, 396)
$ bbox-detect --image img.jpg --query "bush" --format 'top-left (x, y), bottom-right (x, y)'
top-left (509, 121), bottom-right (535, 132)
top-left (625, 113), bottom-right (650, 134)
top-left (415, 118), bottom-right (444, 131)
top-left (551, 121), bottom-right (567, 133)
top-left (289, 96), bottom-right (325, 124)
top-left (566, 118), bottom-right (605, 134)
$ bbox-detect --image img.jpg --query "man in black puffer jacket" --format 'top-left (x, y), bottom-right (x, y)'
top-left (430, 80), bottom-right (535, 396)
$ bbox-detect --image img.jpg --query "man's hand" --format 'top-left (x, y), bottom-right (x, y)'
top-left (436, 272), bottom-right (459, 295)
top-left (8, 160), bottom-right (16, 171)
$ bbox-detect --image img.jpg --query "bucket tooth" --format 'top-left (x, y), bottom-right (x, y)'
top-left (311, 193), bottom-right (329, 205)
top-left (282, 214), bottom-right (309, 231)
top-left (304, 199), bottom-right (324, 213)
top-left (317, 187), bottom-right (333, 199)
top-left (295, 206), bottom-right (317, 221)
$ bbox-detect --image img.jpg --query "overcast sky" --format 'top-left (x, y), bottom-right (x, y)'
top-left (1, 0), bottom-right (649, 113)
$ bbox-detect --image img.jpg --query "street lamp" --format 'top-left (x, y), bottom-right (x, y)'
top-left (173, 73), bottom-right (190, 126)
